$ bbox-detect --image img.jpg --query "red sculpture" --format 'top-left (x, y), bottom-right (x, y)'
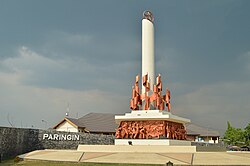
top-left (124, 74), bottom-right (187, 140)
top-left (115, 120), bottom-right (187, 140)
top-left (130, 74), bottom-right (171, 111)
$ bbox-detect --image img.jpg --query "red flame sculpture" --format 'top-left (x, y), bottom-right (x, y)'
top-left (130, 73), bottom-right (171, 111)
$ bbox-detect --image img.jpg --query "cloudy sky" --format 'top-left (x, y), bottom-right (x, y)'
top-left (0, 0), bottom-right (249, 133)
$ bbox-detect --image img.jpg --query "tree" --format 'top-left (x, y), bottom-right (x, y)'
top-left (223, 121), bottom-right (245, 146)
top-left (244, 123), bottom-right (250, 145)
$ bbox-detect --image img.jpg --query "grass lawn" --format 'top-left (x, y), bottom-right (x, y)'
top-left (1, 159), bottom-right (161, 166)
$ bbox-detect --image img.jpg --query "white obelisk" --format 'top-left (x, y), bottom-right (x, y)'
top-left (142, 11), bottom-right (155, 93)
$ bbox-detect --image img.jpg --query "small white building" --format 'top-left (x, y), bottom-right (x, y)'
top-left (186, 123), bottom-right (220, 144)
top-left (53, 113), bottom-right (117, 135)
top-left (53, 117), bottom-right (86, 133)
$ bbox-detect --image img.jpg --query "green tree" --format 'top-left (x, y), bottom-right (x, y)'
top-left (224, 121), bottom-right (245, 145)
top-left (244, 123), bottom-right (250, 145)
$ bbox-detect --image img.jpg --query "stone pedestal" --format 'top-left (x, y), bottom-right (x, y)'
top-left (115, 139), bottom-right (191, 146)
top-left (115, 110), bottom-right (193, 147)
top-left (115, 110), bottom-right (190, 123)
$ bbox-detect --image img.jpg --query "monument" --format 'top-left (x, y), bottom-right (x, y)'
top-left (115, 11), bottom-right (192, 146)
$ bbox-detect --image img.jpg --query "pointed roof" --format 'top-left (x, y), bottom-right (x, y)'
top-left (186, 123), bottom-right (220, 137)
top-left (77, 112), bottom-right (118, 133)
top-left (53, 117), bottom-right (83, 129)
top-left (53, 112), bottom-right (119, 133)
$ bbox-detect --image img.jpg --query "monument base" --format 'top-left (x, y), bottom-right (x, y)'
top-left (115, 110), bottom-right (191, 140)
top-left (115, 139), bottom-right (191, 146)
top-left (115, 110), bottom-right (191, 124)
top-left (77, 145), bottom-right (196, 153)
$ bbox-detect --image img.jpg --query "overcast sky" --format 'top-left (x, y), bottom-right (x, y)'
top-left (0, 0), bottom-right (249, 133)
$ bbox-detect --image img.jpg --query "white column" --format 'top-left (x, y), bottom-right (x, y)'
top-left (142, 18), bottom-right (155, 93)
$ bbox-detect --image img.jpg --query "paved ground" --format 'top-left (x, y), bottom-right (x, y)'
top-left (19, 150), bottom-right (250, 165)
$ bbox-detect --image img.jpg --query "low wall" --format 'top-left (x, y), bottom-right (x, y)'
top-left (0, 126), bottom-right (114, 160)
top-left (191, 142), bottom-right (226, 152)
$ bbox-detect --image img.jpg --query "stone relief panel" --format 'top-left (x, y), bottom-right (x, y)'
top-left (116, 120), bottom-right (187, 140)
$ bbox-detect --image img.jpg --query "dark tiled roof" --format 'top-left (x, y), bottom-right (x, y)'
top-left (66, 118), bottom-right (85, 128)
top-left (77, 113), bottom-right (118, 133)
top-left (186, 123), bottom-right (220, 137)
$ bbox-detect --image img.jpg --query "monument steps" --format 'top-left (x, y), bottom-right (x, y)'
top-left (77, 145), bottom-right (196, 153)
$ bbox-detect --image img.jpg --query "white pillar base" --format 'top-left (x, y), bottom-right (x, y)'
top-left (115, 139), bottom-right (191, 146)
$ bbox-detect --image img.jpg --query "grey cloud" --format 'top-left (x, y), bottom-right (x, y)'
top-left (0, 77), bottom-right (128, 128)
top-left (0, 0), bottom-right (250, 130)
top-left (1, 46), bottom-right (137, 95)
top-left (173, 81), bottom-right (250, 132)
top-left (38, 31), bottom-right (140, 65)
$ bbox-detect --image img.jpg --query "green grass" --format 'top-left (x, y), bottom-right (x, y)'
top-left (0, 159), bottom-right (161, 166)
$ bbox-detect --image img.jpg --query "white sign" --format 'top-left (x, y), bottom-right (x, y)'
top-left (43, 133), bottom-right (80, 141)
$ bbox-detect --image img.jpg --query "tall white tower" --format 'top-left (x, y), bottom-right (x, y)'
top-left (115, 11), bottom-right (193, 147)
top-left (142, 11), bottom-right (155, 93)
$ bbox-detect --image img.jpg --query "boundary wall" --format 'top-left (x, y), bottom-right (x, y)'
top-left (0, 126), bottom-right (114, 160)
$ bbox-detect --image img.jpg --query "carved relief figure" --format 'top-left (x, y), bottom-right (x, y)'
top-left (166, 122), bottom-right (171, 139)
top-left (115, 120), bottom-right (187, 140)
top-left (170, 124), bottom-right (177, 139)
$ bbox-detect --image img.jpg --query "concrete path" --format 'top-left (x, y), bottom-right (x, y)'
top-left (19, 150), bottom-right (250, 165)
top-left (19, 150), bottom-right (84, 162)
